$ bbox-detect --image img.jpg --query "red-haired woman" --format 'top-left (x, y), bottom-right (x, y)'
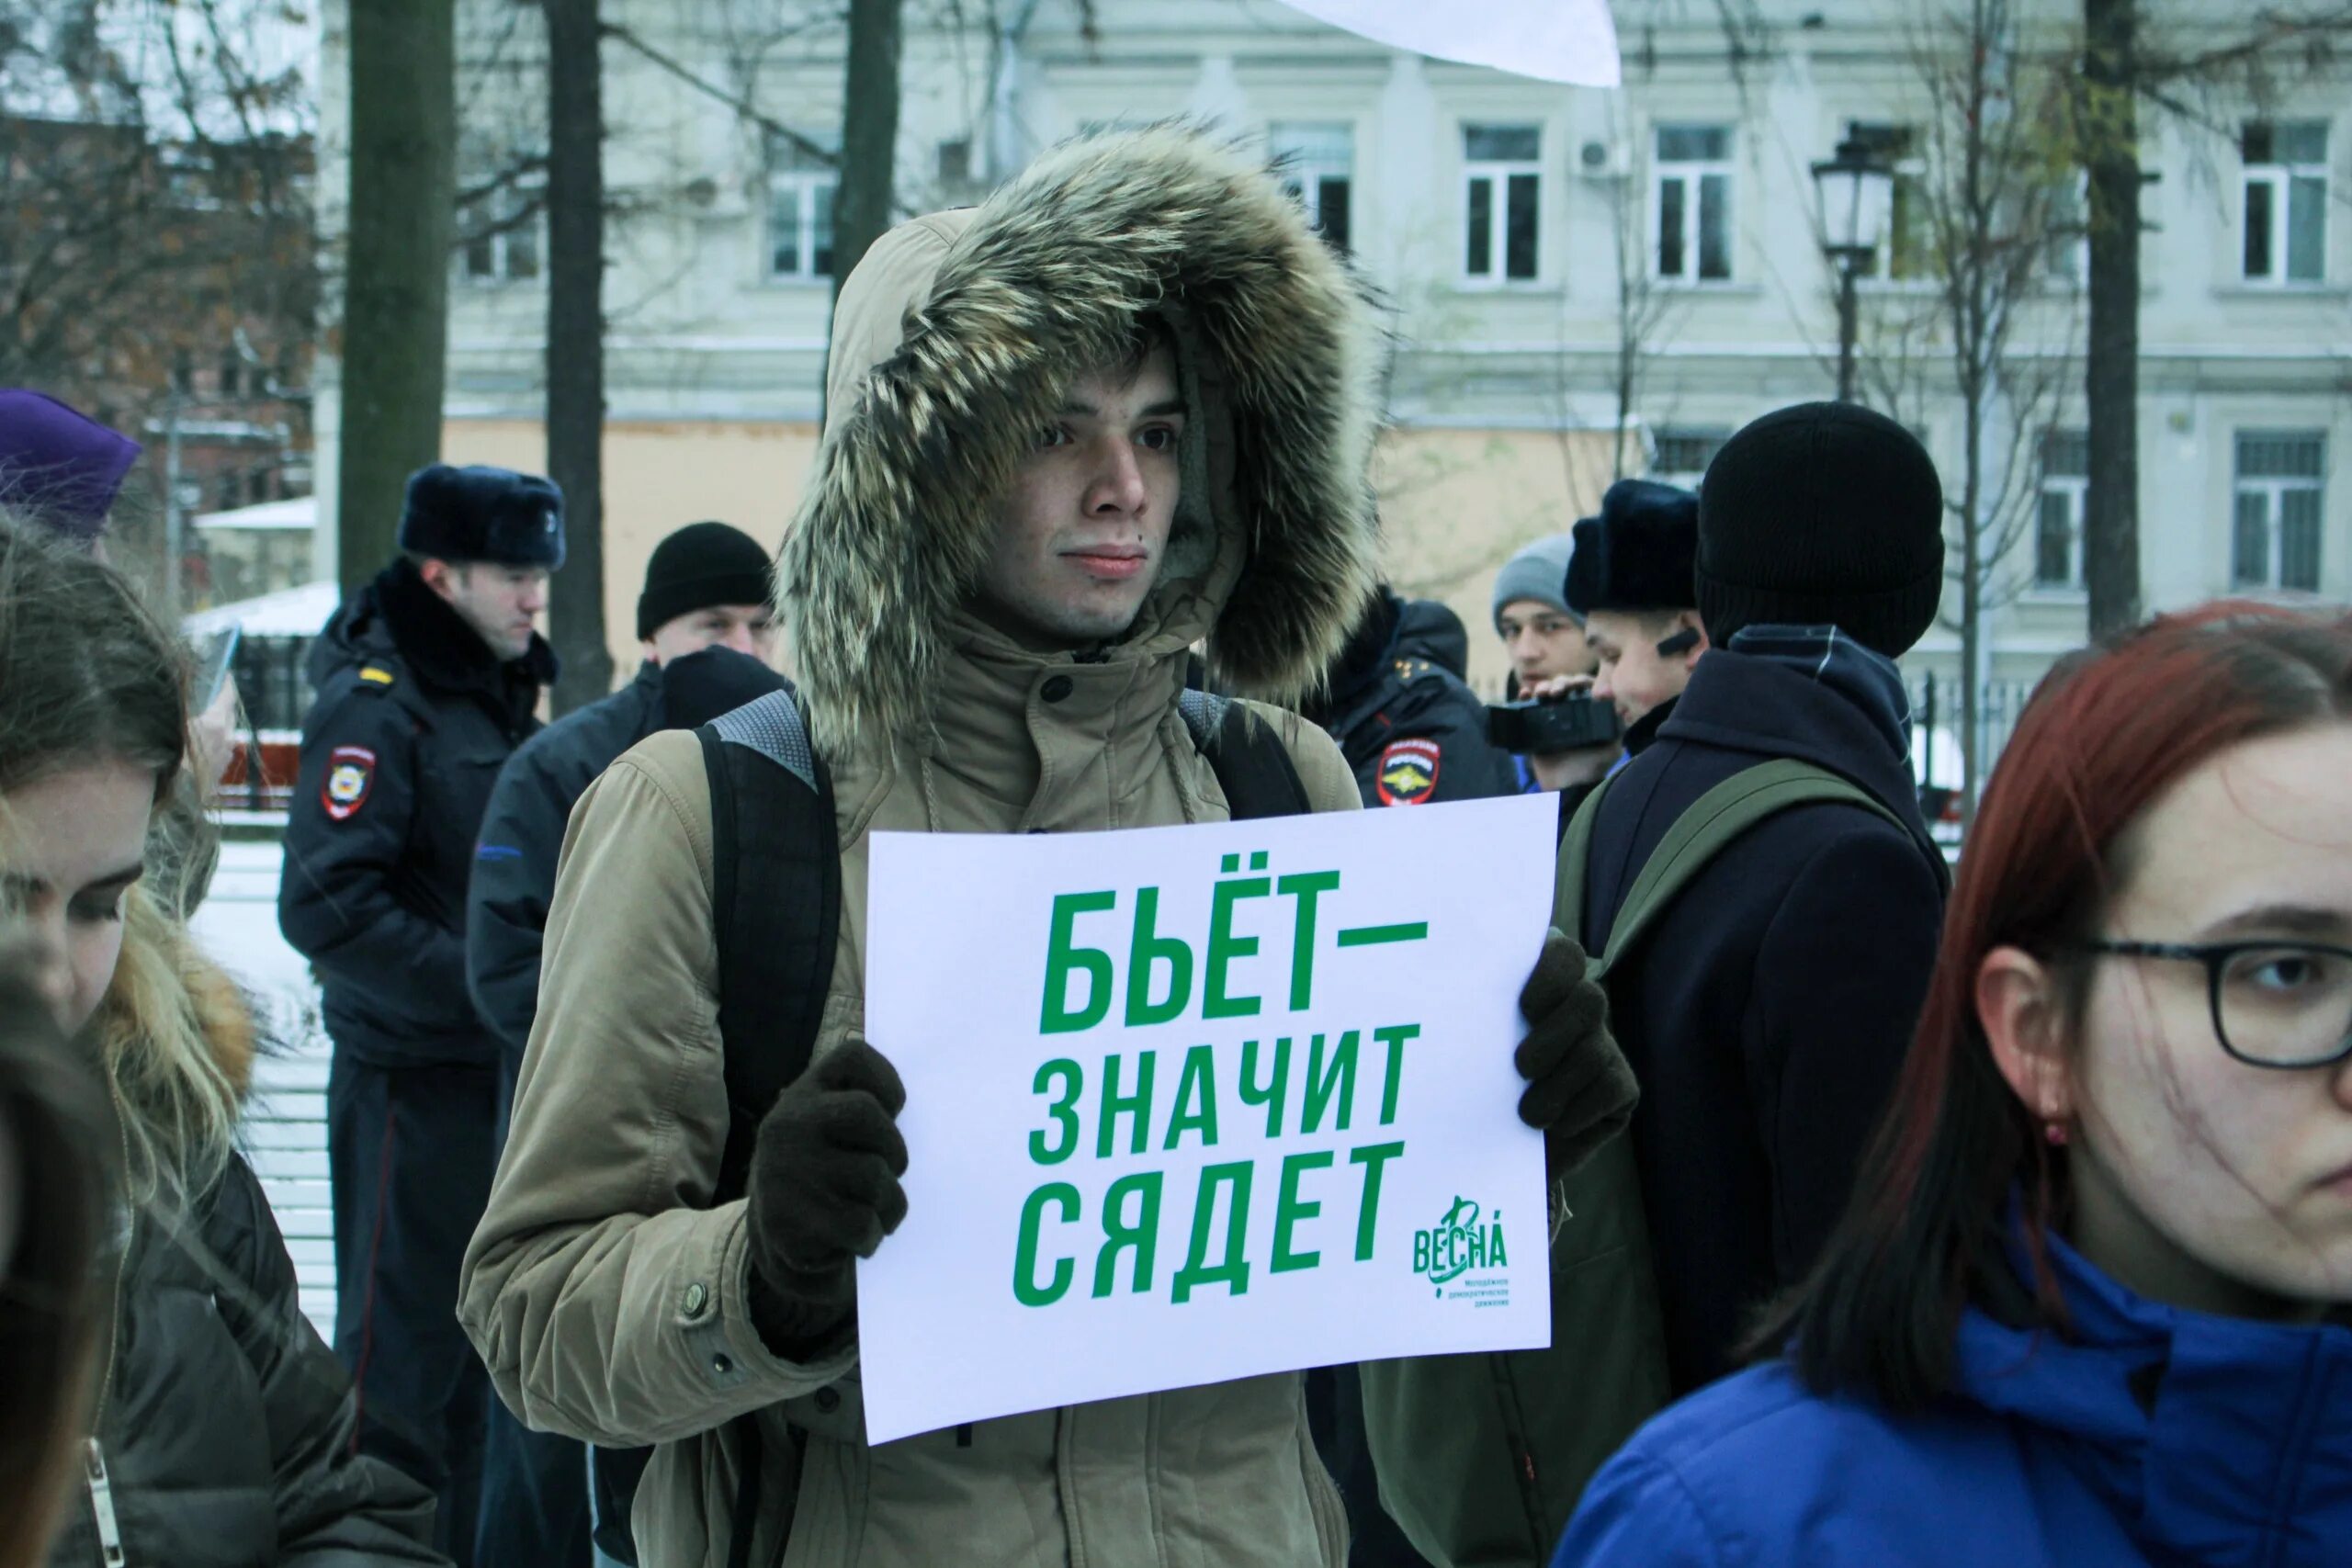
top-left (1554, 604), bottom-right (2352, 1568)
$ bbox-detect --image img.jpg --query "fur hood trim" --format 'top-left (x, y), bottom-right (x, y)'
top-left (778, 123), bottom-right (1385, 753)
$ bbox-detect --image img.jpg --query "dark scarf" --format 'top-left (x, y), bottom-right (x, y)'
top-left (374, 558), bottom-right (556, 730)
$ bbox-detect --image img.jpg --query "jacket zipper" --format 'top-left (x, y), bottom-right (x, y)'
top-left (85, 1440), bottom-right (127, 1566)
top-left (85, 1102), bottom-right (135, 1567)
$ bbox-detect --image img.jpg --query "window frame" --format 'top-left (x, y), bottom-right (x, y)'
top-left (1460, 122), bottom-right (1544, 288)
top-left (1272, 121), bottom-right (1356, 254)
top-left (2231, 430), bottom-right (2328, 593)
top-left (1649, 425), bottom-right (1730, 487)
top-left (2240, 120), bottom-right (2330, 287)
top-left (2031, 430), bottom-right (2090, 595)
top-left (1652, 123), bottom-right (1737, 287)
top-left (763, 131), bottom-right (841, 286)
top-left (460, 180), bottom-right (546, 288)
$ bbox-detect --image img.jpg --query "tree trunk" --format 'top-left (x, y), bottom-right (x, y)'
top-left (2082, 0), bottom-right (2143, 635)
top-left (832, 0), bottom-right (904, 304)
top-left (545, 0), bottom-right (612, 714)
top-left (338, 0), bottom-right (455, 595)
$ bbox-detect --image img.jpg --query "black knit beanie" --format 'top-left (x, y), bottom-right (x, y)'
top-left (637, 521), bottom-right (773, 639)
top-left (1694, 402), bottom-right (1945, 659)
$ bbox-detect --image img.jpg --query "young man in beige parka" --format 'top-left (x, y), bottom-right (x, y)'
top-left (458, 124), bottom-right (1634, 1568)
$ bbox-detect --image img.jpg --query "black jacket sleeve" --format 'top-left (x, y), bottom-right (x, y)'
top-left (277, 685), bottom-right (476, 1038)
top-left (209, 1157), bottom-right (448, 1566)
top-left (1360, 678), bottom-right (1522, 806)
top-left (465, 745), bottom-right (572, 1065)
top-left (1747, 822), bottom-right (1945, 1283)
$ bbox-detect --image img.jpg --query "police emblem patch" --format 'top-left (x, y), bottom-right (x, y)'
top-left (1376, 738), bottom-right (1442, 806)
top-left (323, 746), bottom-right (377, 821)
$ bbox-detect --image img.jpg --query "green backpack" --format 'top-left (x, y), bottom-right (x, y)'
top-left (1356, 758), bottom-right (1912, 1568)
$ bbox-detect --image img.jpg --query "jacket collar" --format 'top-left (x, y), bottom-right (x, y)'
top-left (1622, 696), bottom-right (1678, 760)
top-left (1957, 1224), bottom-right (2352, 1566)
top-left (919, 609), bottom-right (1189, 831)
top-left (1657, 632), bottom-right (1927, 840)
top-left (370, 557), bottom-right (558, 698)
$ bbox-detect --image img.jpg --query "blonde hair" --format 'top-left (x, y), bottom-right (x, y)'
top-left (0, 517), bottom-right (239, 1212)
top-left (90, 885), bottom-right (242, 1211)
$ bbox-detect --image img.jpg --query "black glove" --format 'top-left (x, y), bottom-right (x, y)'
top-left (1514, 930), bottom-right (1638, 1177)
top-left (743, 1036), bottom-right (910, 1356)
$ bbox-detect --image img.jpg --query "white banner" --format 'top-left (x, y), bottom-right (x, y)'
top-left (857, 794), bottom-right (1559, 1444)
top-left (1277, 0), bottom-right (1622, 88)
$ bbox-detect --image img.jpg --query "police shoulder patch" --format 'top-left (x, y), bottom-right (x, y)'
top-left (1376, 738), bottom-right (1442, 807)
top-left (323, 746), bottom-right (377, 821)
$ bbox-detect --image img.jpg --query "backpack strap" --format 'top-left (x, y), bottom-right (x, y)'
top-left (697, 688), bottom-right (841, 1203)
top-left (1552, 773), bottom-right (1623, 954)
top-left (1593, 758), bottom-right (1906, 979)
top-left (1178, 689), bottom-right (1313, 821)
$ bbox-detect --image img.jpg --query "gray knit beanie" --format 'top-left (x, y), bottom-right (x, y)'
top-left (1491, 533), bottom-right (1580, 635)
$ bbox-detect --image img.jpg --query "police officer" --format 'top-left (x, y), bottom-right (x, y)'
top-left (1306, 583), bottom-right (1520, 808)
top-left (463, 520), bottom-right (784, 1568)
top-left (278, 462), bottom-right (563, 1567)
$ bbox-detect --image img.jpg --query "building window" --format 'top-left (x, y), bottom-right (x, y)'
top-left (1463, 123), bottom-right (1541, 285)
top-left (1654, 124), bottom-right (1735, 283)
top-left (2044, 170), bottom-right (2089, 286)
top-left (1847, 123), bottom-right (1929, 281)
top-left (2242, 121), bottom-right (2328, 284)
top-left (2035, 430), bottom-right (2089, 590)
top-left (1272, 122), bottom-right (1353, 254)
top-left (936, 139), bottom-right (972, 186)
top-left (463, 184), bottom-right (544, 284)
top-left (2233, 431), bottom-right (2326, 592)
top-left (1651, 426), bottom-right (1729, 484)
top-left (766, 131), bottom-right (840, 283)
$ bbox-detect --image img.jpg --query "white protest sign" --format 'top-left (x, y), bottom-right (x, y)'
top-left (858, 793), bottom-right (1558, 1445)
top-left (1276, 0), bottom-right (1622, 88)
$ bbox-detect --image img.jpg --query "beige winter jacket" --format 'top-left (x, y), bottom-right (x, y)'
top-left (458, 125), bottom-right (1386, 1568)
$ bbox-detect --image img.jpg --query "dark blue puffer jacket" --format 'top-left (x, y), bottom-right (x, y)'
top-left (1554, 1225), bottom-right (2352, 1566)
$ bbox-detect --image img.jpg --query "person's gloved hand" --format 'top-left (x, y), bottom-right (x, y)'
top-left (1514, 930), bottom-right (1638, 1177)
top-left (743, 1036), bottom-right (910, 1356)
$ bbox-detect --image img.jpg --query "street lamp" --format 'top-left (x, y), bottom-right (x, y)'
top-left (1811, 135), bottom-right (1894, 402)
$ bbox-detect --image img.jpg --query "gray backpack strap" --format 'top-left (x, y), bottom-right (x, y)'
top-left (708, 687), bottom-right (818, 788)
top-left (1596, 758), bottom-right (1902, 977)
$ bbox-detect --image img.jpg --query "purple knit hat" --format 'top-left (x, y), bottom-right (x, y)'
top-left (0, 389), bottom-right (143, 543)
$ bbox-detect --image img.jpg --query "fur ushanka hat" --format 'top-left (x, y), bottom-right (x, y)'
top-left (1566, 479), bottom-right (1700, 616)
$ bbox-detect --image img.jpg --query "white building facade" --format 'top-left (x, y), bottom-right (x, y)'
top-left (312, 0), bottom-right (2352, 696)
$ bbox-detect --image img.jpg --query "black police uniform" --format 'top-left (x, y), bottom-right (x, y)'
top-left (278, 555), bottom-right (554, 1567)
top-left (1307, 587), bottom-right (1521, 809)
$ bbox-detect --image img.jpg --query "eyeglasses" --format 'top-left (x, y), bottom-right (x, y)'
top-left (2075, 940), bottom-right (2352, 1069)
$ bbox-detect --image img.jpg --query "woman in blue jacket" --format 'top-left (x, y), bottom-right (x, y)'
top-left (1556, 603), bottom-right (2352, 1568)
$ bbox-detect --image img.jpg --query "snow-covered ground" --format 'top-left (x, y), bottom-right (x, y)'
top-left (189, 838), bottom-right (338, 1337)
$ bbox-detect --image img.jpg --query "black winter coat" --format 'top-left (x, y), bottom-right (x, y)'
top-left (279, 560), bottom-right (552, 1068)
top-left (44, 1155), bottom-right (444, 1568)
top-left (1306, 589), bottom-right (1519, 807)
top-left (1577, 645), bottom-right (1947, 1393)
top-left (466, 649), bottom-right (788, 1065)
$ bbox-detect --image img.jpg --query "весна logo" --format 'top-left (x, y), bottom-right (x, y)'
top-left (1412, 1194), bottom-right (1508, 1297)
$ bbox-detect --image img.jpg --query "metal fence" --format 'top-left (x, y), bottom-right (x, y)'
top-left (222, 634), bottom-right (316, 814)
top-left (1908, 671), bottom-right (2041, 827)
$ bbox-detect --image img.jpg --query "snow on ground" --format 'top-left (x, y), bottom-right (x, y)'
top-left (190, 838), bottom-right (338, 1338)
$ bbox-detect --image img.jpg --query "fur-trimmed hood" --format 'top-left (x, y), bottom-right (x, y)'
top-left (778, 124), bottom-right (1384, 754)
